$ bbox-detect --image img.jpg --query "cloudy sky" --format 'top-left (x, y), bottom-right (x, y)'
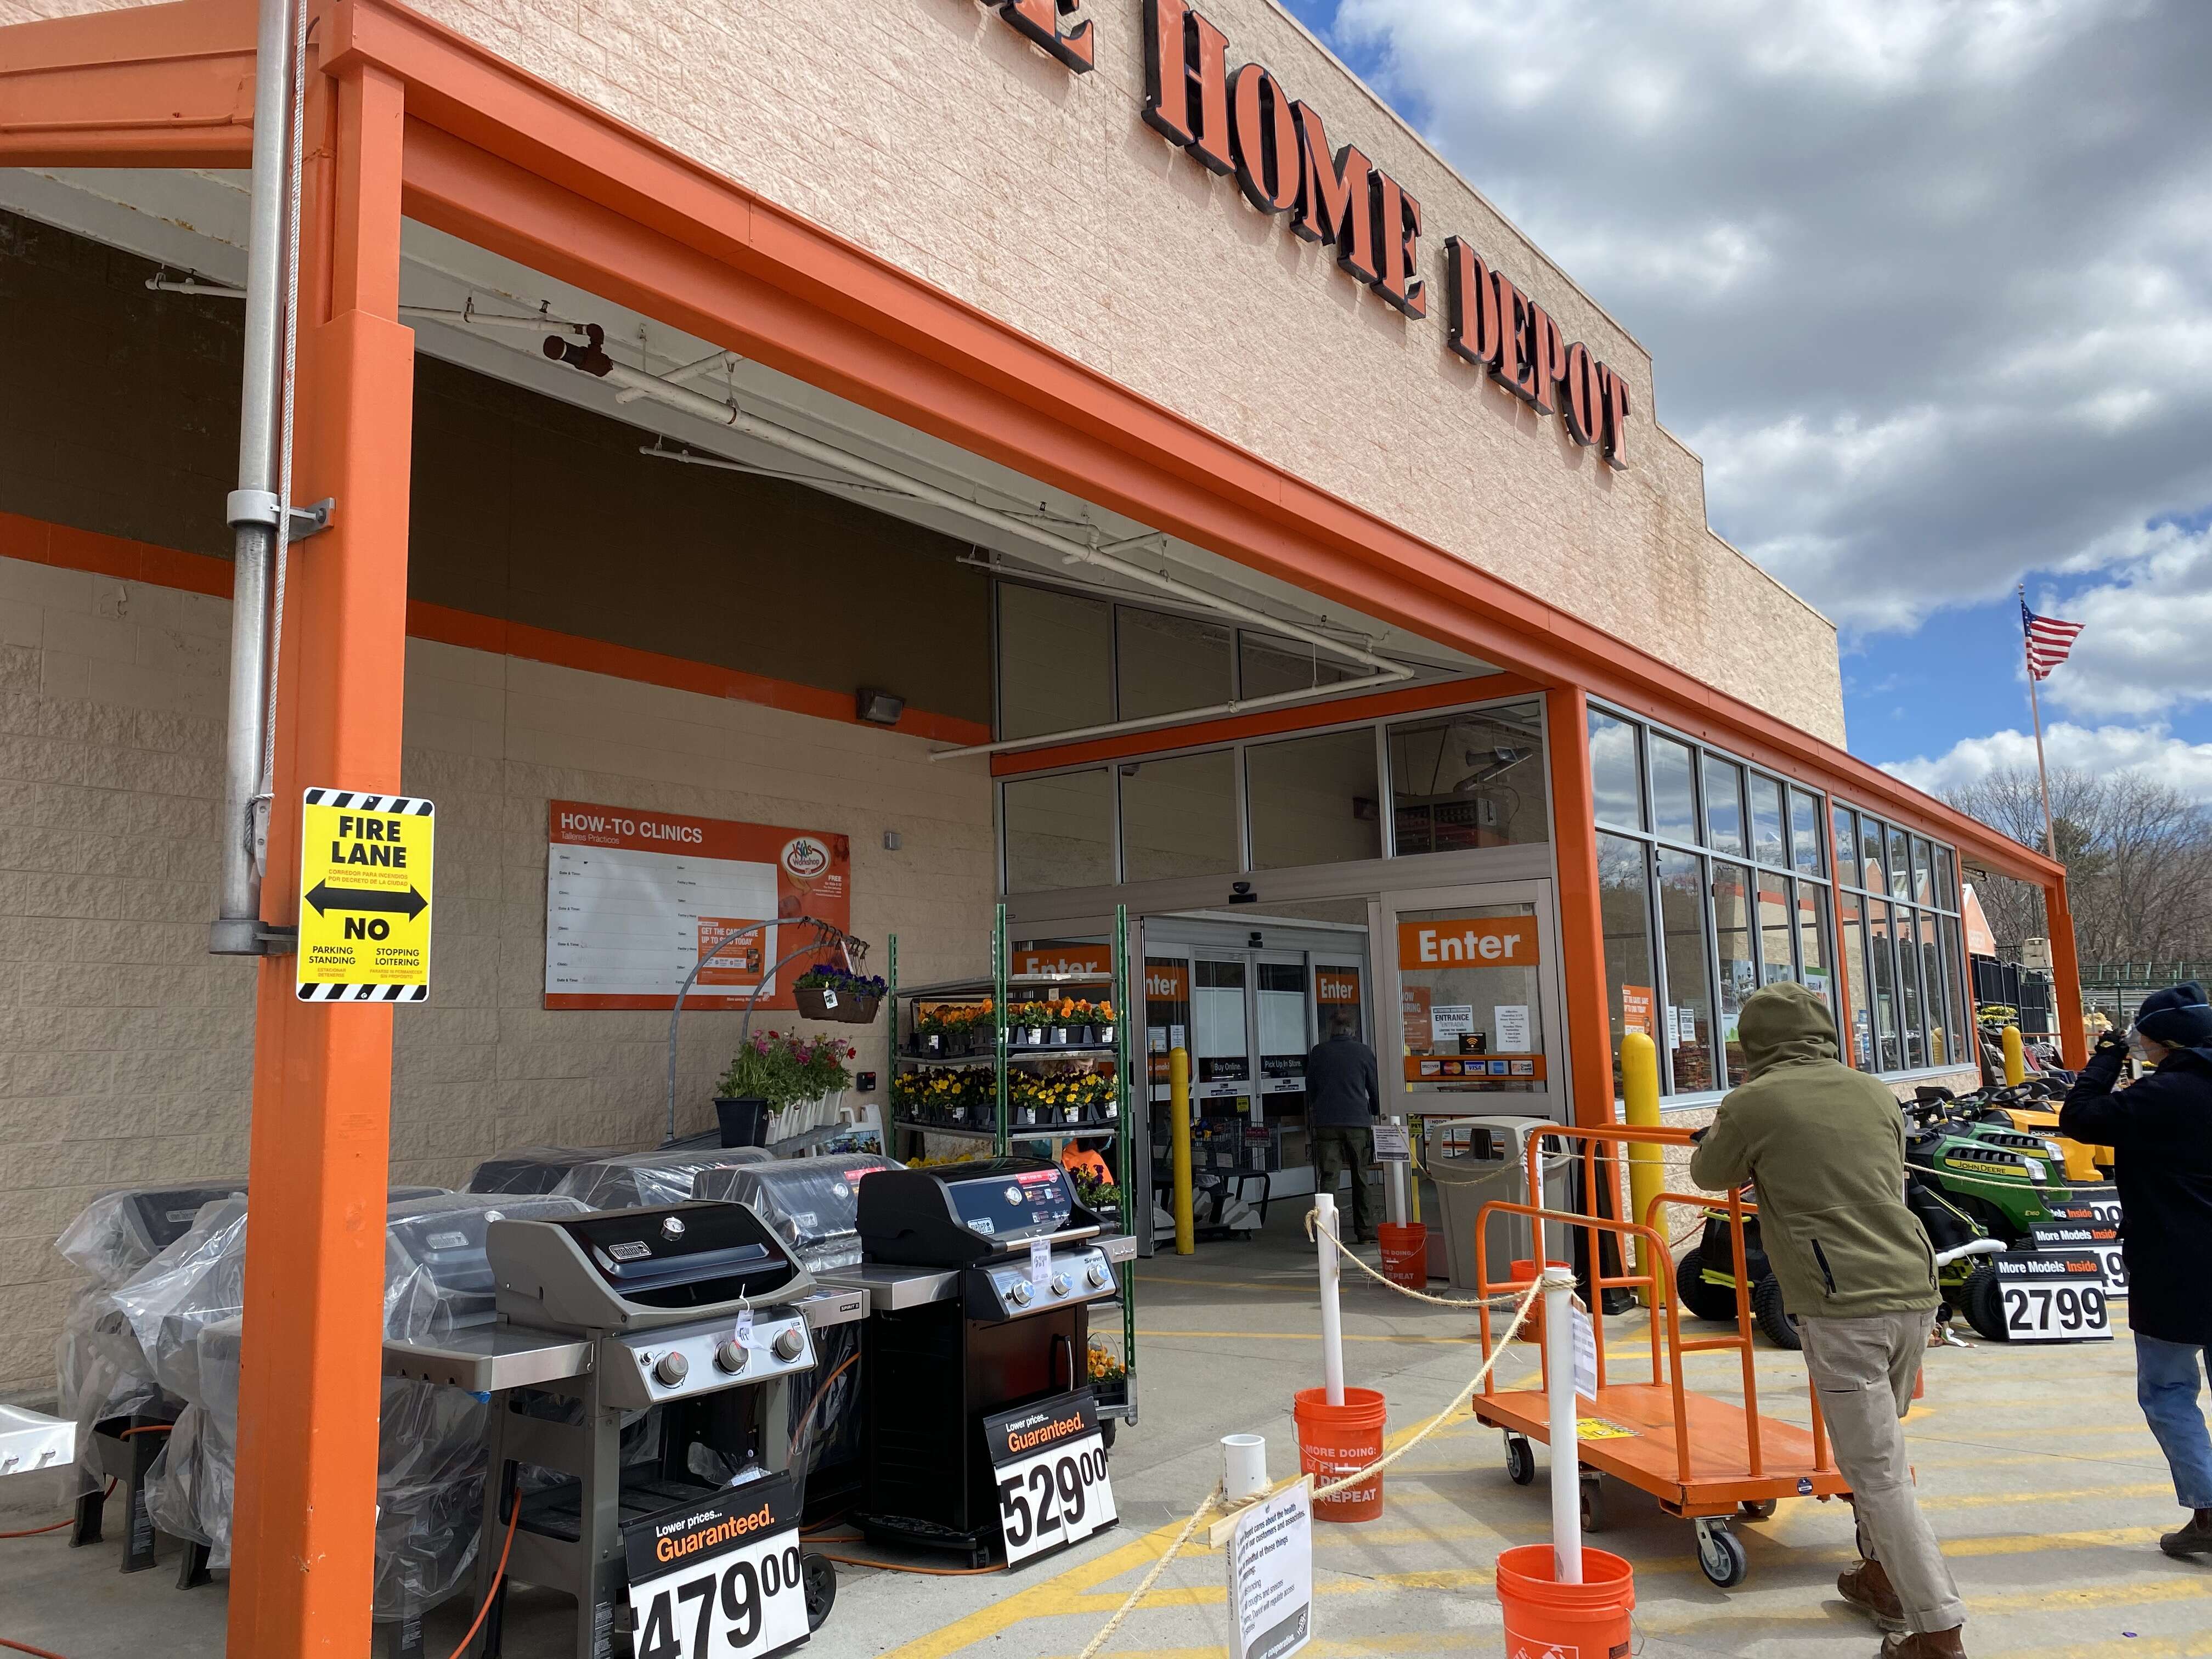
top-left (1276, 0), bottom-right (2212, 800)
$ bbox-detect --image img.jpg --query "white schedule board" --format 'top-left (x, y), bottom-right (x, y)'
top-left (544, 801), bottom-right (850, 1011)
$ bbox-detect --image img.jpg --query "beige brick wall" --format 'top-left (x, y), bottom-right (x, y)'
top-left (0, 549), bottom-right (995, 1390)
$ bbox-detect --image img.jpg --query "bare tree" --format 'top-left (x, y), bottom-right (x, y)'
top-left (1944, 766), bottom-right (2212, 966)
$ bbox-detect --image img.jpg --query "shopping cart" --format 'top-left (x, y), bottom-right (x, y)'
top-left (1470, 1123), bottom-right (1850, 1588)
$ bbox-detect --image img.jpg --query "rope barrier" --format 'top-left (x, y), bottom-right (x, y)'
top-left (1069, 1482), bottom-right (1222, 1659)
top-left (1301, 1209), bottom-right (1525, 1310)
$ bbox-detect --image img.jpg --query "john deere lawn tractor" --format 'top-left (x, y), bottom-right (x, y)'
top-left (1903, 1098), bottom-right (2067, 1245)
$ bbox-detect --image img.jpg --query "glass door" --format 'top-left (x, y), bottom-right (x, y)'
top-left (1192, 953), bottom-right (1254, 1113)
top-left (1380, 879), bottom-right (1566, 1119)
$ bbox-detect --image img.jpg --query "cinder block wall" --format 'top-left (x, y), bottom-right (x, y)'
top-left (0, 547), bottom-right (994, 1390)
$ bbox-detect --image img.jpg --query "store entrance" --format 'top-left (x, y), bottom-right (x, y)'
top-left (1141, 909), bottom-right (1375, 1217)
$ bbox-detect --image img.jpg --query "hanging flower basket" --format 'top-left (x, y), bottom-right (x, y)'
top-left (793, 964), bottom-right (887, 1025)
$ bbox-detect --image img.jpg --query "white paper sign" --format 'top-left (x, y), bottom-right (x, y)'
top-left (1571, 1305), bottom-right (1598, 1402)
top-left (1370, 1123), bottom-right (1410, 1164)
top-left (1029, 1239), bottom-right (1051, 1295)
top-left (1679, 1007), bottom-right (1697, 1043)
top-left (1429, 1005), bottom-right (1475, 1040)
top-left (1227, 1478), bottom-right (1313, 1659)
top-left (1494, 1005), bottom-right (1531, 1051)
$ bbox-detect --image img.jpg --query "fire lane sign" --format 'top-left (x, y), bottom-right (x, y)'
top-left (296, 789), bottom-right (435, 1003)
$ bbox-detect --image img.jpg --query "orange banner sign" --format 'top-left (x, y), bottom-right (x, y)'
top-left (1621, 983), bottom-right (1655, 1037)
top-left (1396, 916), bottom-right (1540, 969)
top-left (1017, 943), bottom-right (1114, 978)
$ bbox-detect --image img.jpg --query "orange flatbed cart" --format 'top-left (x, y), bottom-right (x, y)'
top-left (1469, 1123), bottom-right (1851, 1588)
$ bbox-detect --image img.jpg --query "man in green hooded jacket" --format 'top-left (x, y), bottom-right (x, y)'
top-left (1690, 981), bottom-right (1962, 1657)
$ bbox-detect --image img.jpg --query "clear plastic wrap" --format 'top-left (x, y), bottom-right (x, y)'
top-left (146, 1316), bottom-right (239, 1559)
top-left (693, 1155), bottom-right (900, 1273)
top-left (382, 1192), bottom-right (590, 1341)
top-left (551, 1148), bottom-right (774, 1210)
top-left (466, 1147), bottom-right (614, 1196)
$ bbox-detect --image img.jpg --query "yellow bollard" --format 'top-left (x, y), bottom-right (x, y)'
top-left (1170, 1046), bottom-right (1194, 1255)
top-left (2003, 1025), bottom-right (2026, 1087)
top-left (1622, 1032), bottom-right (1663, 1306)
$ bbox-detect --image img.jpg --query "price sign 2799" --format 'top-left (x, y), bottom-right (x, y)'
top-left (1995, 1254), bottom-right (2113, 1344)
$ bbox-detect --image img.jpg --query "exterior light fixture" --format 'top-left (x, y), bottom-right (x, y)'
top-left (856, 687), bottom-right (905, 725)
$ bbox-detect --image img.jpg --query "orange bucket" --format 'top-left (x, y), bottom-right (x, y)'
top-left (1293, 1386), bottom-right (1387, 1522)
top-left (1378, 1222), bottom-right (1428, 1290)
top-left (1495, 1543), bottom-right (1635, 1659)
top-left (1506, 1258), bottom-right (1572, 1344)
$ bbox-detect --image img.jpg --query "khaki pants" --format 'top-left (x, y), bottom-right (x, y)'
top-left (1799, 1310), bottom-right (1966, 1635)
top-left (1311, 1125), bottom-right (1376, 1237)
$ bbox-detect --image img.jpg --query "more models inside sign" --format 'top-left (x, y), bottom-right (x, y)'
top-left (543, 801), bottom-right (851, 1011)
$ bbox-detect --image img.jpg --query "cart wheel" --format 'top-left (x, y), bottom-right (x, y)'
top-left (1578, 1474), bottom-right (1606, 1534)
top-left (1674, 1248), bottom-right (1739, 1324)
top-left (802, 1550), bottom-right (838, 1630)
top-left (1695, 1520), bottom-right (1750, 1589)
top-left (1504, 1435), bottom-right (1536, 1487)
top-left (1962, 1263), bottom-right (2008, 1342)
top-left (1736, 1499), bottom-right (1778, 1521)
top-left (1099, 1418), bottom-right (1118, 1451)
top-left (1752, 1277), bottom-right (1801, 1351)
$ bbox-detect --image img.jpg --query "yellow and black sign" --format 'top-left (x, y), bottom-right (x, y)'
top-left (296, 788), bottom-right (435, 1003)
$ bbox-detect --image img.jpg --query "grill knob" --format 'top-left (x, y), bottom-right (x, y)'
top-left (714, 1340), bottom-right (747, 1374)
top-left (1086, 1262), bottom-right (1109, 1289)
top-left (771, 1328), bottom-right (806, 1363)
top-left (654, 1351), bottom-right (690, 1387)
top-left (1008, 1280), bottom-right (1034, 1307)
top-left (1049, 1274), bottom-right (1071, 1297)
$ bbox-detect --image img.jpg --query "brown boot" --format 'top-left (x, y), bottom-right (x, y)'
top-left (1881, 1628), bottom-right (1967, 1657)
top-left (1837, 1560), bottom-right (1905, 1631)
top-left (2160, 1510), bottom-right (2212, 1558)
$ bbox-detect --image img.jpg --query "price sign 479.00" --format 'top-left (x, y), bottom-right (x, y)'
top-left (984, 1389), bottom-right (1119, 1568)
top-left (624, 1477), bottom-right (813, 1659)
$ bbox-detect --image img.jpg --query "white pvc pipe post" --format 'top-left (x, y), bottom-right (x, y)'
top-left (1221, 1434), bottom-right (1268, 1502)
top-left (1314, 1193), bottom-right (1346, 1407)
top-left (1541, 1265), bottom-right (1583, 1585)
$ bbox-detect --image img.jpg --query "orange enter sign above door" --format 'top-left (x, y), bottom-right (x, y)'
top-left (1395, 916), bottom-right (1541, 968)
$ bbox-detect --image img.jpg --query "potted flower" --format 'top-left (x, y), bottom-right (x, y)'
top-left (717, 1030), bottom-right (856, 1146)
top-left (794, 962), bottom-right (885, 1024)
top-left (1009, 1001), bottom-right (1048, 1048)
top-left (1091, 998), bottom-right (1116, 1048)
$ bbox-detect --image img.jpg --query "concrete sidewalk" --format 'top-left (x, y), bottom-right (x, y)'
top-left (5, 1204), bottom-right (2203, 1658)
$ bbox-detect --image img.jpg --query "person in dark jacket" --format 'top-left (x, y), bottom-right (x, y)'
top-left (2060, 981), bottom-right (2212, 1560)
top-left (1306, 1017), bottom-right (1383, 1242)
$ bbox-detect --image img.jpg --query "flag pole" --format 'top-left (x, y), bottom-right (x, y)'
top-left (2021, 583), bottom-right (2058, 861)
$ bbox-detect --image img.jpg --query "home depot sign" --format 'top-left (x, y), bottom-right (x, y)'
top-left (964, 0), bottom-right (1633, 468)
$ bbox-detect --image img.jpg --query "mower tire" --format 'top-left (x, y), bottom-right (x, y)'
top-left (1753, 1275), bottom-right (1801, 1350)
top-left (1675, 1248), bottom-right (1740, 1324)
top-left (1962, 1262), bottom-right (2008, 1342)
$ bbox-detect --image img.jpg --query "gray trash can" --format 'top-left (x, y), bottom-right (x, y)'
top-left (1424, 1116), bottom-right (1572, 1292)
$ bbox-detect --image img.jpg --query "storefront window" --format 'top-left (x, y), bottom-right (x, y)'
top-left (1757, 868), bottom-right (1793, 986)
top-left (1143, 957), bottom-right (1191, 1105)
top-left (1839, 888), bottom-right (1870, 1068)
top-left (1921, 922), bottom-right (1948, 1066)
top-left (1238, 630), bottom-right (1367, 699)
top-left (1859, 816), bottom-right (1886, 895)
top-left (1886, 825), bottom-right (1912, 901)
top-left (1911, 837), bottom-right (1934, 906)
top-left (1866, 898), bottom-right (1900, 1070)
top-left (1651, 736), bottom-right (1699, 844)
top-left (1116, 607), bottom-right (1232, 723)
top-left (1791, 788), bottom-right (1825, 875)
top-left (1713, 861), bottom-right (1754, 1083)
top-left (1750, 774), bottom-right (1787, 867)
top-left (1833, 805), bottom-right (1860, 888)
top-left (1598, 833), bottom-right (1657, 1099)
top-left (1386, 702), bottom-right (1548, 854)
top-left (1002, 769), bottom-right (1113, 892)
top-left (1704, 757), bottom-right (1746, 857)
top-left (1797, 883), bottom-right (1834, 1014)
top-left (1939, 916), bottom-right (1968, 1065)
top-left (998, 585), bottom-right (1111, 741)
top-left (1396, 903), bottom-right (1547, 1097)
top-left (1657, 850), bottom-right (1717, 1093)
top-left (1589, 710), bottom-right (1644, 830)
top-left (1934, 845), bottom-right (1957, 911)
top-left (1830, 800), bottom-right (1967, 1075)
top-left (1119, 751), bottom-right (1238, 882)
top-left (1246, 729), bottom-right (1381, 870)
top-left (1896, 907), bottom-right (1926, 1068)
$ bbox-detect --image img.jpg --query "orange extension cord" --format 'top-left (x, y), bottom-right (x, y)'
top-left (442, 1481), bottom-right (520, 1659)
top-left (2, 1480), bottom-right (116, 1540)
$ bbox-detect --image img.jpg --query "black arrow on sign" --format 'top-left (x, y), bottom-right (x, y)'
top-left (307, 882), bottom-right (428, 920)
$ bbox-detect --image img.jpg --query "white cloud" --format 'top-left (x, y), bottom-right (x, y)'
top-left (1324, 0), bottom-right (2212, 639)
top-left (1883, 721), bottom-right (2212, 802)
top-left (2036, 518), bottom-right (2212, 718)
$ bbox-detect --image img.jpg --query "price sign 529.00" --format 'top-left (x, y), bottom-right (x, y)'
top-left (623, 1476), bottom-right (812, 1659)
top-left (984, 1389), bottom-right (1119, 1568)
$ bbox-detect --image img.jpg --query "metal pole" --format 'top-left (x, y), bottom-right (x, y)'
top-left (1314, 1191), bottom-right (1345, 1407)
top-left (2021, 584), bottom-right (2059, 864)
top-left (210, 0), bottom-right (302, 953)
top-left (1542, 1265), bottom-right (1583, 1585)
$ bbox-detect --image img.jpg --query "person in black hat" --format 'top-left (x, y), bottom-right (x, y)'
top-left (2061, 981), bottom-right (2212, 1559)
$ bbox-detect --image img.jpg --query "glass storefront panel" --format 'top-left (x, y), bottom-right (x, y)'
top-left (1896, 906), bottom-right (1926, 1068)
top-left (1704, 757), bottom-right (1746, 856)
top-left (1911, 837), bottom-right (1934, 907)
top-left (1395, 902), bottom-right (1546, 1097)
top-left (1791, 788), bottom-right (1825, 876)
top-left (1921, 920), bottom-right (1949, 1066)
top-left (1833, 805), bottom-right (1860, 888)
top-left (1749, 774), bottom-right (1787, 867)
top-left (1246, 729), bottom-right (1381, 870)
top-left (1116, 607), bottom-right (1232, 723)
top-left (1143, 956), bottom-right (1191, 1105)
top-left (1839, 887), bottom-right (1871, 1070)
top-left (1866, 897), bottom-right (1900, 1070)
top-left (1192, 956), bottom-right (1251, 1099)
top-left (1657, 850), bottom-right (1717, 1093)
top-left (1712, 860), bottom-right (1755, 1084)
top-left (1939, 915), bottom-right (1970, 1067)
top-left (1934, 845), bottom-right (1957, 911)
top-left (1238, 630), bottom-right (1367, 699)
top-left (1797, 881), bottom-right (1835, 1015)
top-left (1651, 736), bottom-right (1699, 845)
top-left (998, 584), bottom-right (1111, 741)
top-left (1119, 751), bottom-right (1238, 882)
top-left (1887, 825), bottom-right (1913, 901)
top-left (1859, 816), bottom-right (1887, 896)
top-left (1757, 867), bottom-right (1794, 987)
top-left (1002, 768), bottom-right (1113, 892)
top-left (1589, 710), bottom-right (1644, 830)
top-left (1386, 702), bottom-right (1548, 853)
top-left (1598, 832), bottom-right (1657, 1099)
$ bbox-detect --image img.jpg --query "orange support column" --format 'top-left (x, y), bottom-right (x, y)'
top-left (226, 60), bottom-right (414, 1659)
top-left (2044, 877), bottom-right (2087, 1069)
top-left (1545, 686), bottom-right (1616, 1128)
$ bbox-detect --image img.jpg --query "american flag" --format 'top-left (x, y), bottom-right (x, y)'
top-left (2021, 599), bottom-right (2084, 681)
